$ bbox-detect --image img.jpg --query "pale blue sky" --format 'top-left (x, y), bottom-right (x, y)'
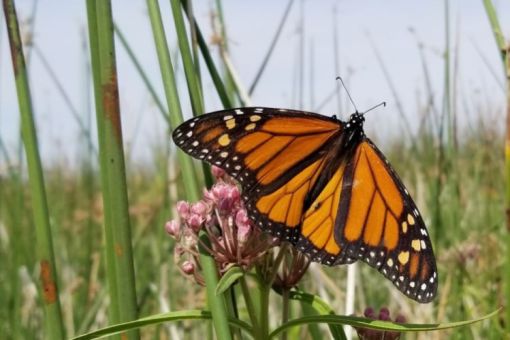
top-left (0, 1), bottom-right (509, 166)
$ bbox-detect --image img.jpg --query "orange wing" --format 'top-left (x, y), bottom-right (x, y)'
top-left (173, 107), bottom-right (341, 192)
top-left (296, 139), bottom-right (437, 302)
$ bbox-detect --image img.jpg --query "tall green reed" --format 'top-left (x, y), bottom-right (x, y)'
top-left (147, 1), bottom-right (232, 339)
top-left (2, 0), bottom-right (65, 338)
top-left (86, 1), bottom-right (139, 338)
top-left (482, 0), bottom-right (510, 331)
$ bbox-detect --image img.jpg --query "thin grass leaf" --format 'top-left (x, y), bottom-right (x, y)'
top-left (269, 308), bottom-right (501, 339)
top-left (2, 1), bottom-right (65, 338)
top-left (72, 310), bottom-right (253, 340)
top-left (170, 0), bottom-right (204, 116)
top-left (145, 0), bottom-right (200, 200)
top-left (289, 290), bottom-right (346, 340)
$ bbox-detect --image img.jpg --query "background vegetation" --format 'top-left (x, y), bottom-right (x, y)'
top-left (0, 0), bottom-right (508, 339)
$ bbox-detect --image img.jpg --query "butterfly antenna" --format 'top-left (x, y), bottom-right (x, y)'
top-left (336, 76), bottom-right (358, 113)
top-left (362, 101), bottom-right (386, 115)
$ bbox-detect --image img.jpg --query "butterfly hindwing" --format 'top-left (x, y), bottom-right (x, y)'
top-left (338, 139), bottom-right (437, 302)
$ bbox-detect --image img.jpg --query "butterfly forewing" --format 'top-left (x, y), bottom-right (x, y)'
top-left (173, 107), bottom-right (342, 192)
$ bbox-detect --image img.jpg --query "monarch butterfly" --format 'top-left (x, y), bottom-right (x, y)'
top-left (172, 107), bottom-right (437, 303)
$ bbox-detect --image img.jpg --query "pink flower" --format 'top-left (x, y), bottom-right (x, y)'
top-left (165, 220), bottom-right (180, 238)
top-left (191, 201), bottom-right (208, 217)
top-left (166, 173), bottom-right (276, 282)
top-left (217, 186), bottom-right (240, 213)
top-left (176, 201), bottom-right (190, 219)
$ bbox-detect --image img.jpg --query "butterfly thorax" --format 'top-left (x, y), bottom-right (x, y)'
top-left (305, 112), bottom-right (365, 209)
top-left (344, 112), bottom-right (365, 144)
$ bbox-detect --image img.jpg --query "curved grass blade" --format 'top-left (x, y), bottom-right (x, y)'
top-left (289, 290), bottom-right (346, 340)
top-left (72, 310), bottom-right (253, 340)
top-left (269, 308), bottom-right (501, 339)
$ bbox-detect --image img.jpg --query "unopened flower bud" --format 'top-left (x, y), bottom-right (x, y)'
top-left (176, 201), bottom-right (190, 219)
top-left (181, 261), bottom-right (195, 275)
top-left (211, 165), bottom-right (226, 179)
top-left (165, 220), bottom-right (180, 238)
top-left (364, 307), bottom-right (375, 318)
top-left (379, 307), bottom-right (390, 321)
top-left (187, 214), bottom-right (204, 232)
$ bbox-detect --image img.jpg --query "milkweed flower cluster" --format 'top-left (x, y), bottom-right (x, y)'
top-left (165, 166), bottom-right (276, 283)
top-left (355, 307), bottom-right (406, 340)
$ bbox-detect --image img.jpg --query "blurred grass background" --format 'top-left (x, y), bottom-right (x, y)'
top-left (0, 0), bottom-right (508, 339)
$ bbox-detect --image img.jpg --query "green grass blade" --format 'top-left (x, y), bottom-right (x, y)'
top-left (85, 0), bottom-right (120, 328)
top-left (147, 1), bottom-right (232, 339)
top-left (85, 1), bottom-right (139, 338)
top-left (481, 0), bottom-right (510, 331)
top-left (289, 290), bottom-right (346, 340)
top-left (72, 310), bottom-right (253, 340)
top-left (2, 1), bottom-right (65, 338)
top-left (269, 308), bottom-right (501, 339)
top-left (146, 0), bottom-right (200, 200)
top-left (170, 0), bottom-right (204, 116)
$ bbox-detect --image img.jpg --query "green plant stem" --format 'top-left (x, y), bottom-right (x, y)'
top-left (172, 0), bottom-right (214, 188)
top-left (146, 0), bottom-right (200, 200)
top-left (147, 1), bottom-right (232, 339)
top-left (281, 288), bottom-right (290, 340)
top-left (258, 282), bottom-right (270, 339)
top-left (239, 276), bottom-right (261, 338)
top-left (170, 0), bottom-right (203, 116)
top-left (86, 1), bottom-right (139, 338)
top-left (481, 0), bottom-right (510, 330)
top-left (2, 0), bottom-right (65, 338)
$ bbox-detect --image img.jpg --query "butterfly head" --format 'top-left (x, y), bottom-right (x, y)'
top-left (347, 112), bottom-right (365, 130)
